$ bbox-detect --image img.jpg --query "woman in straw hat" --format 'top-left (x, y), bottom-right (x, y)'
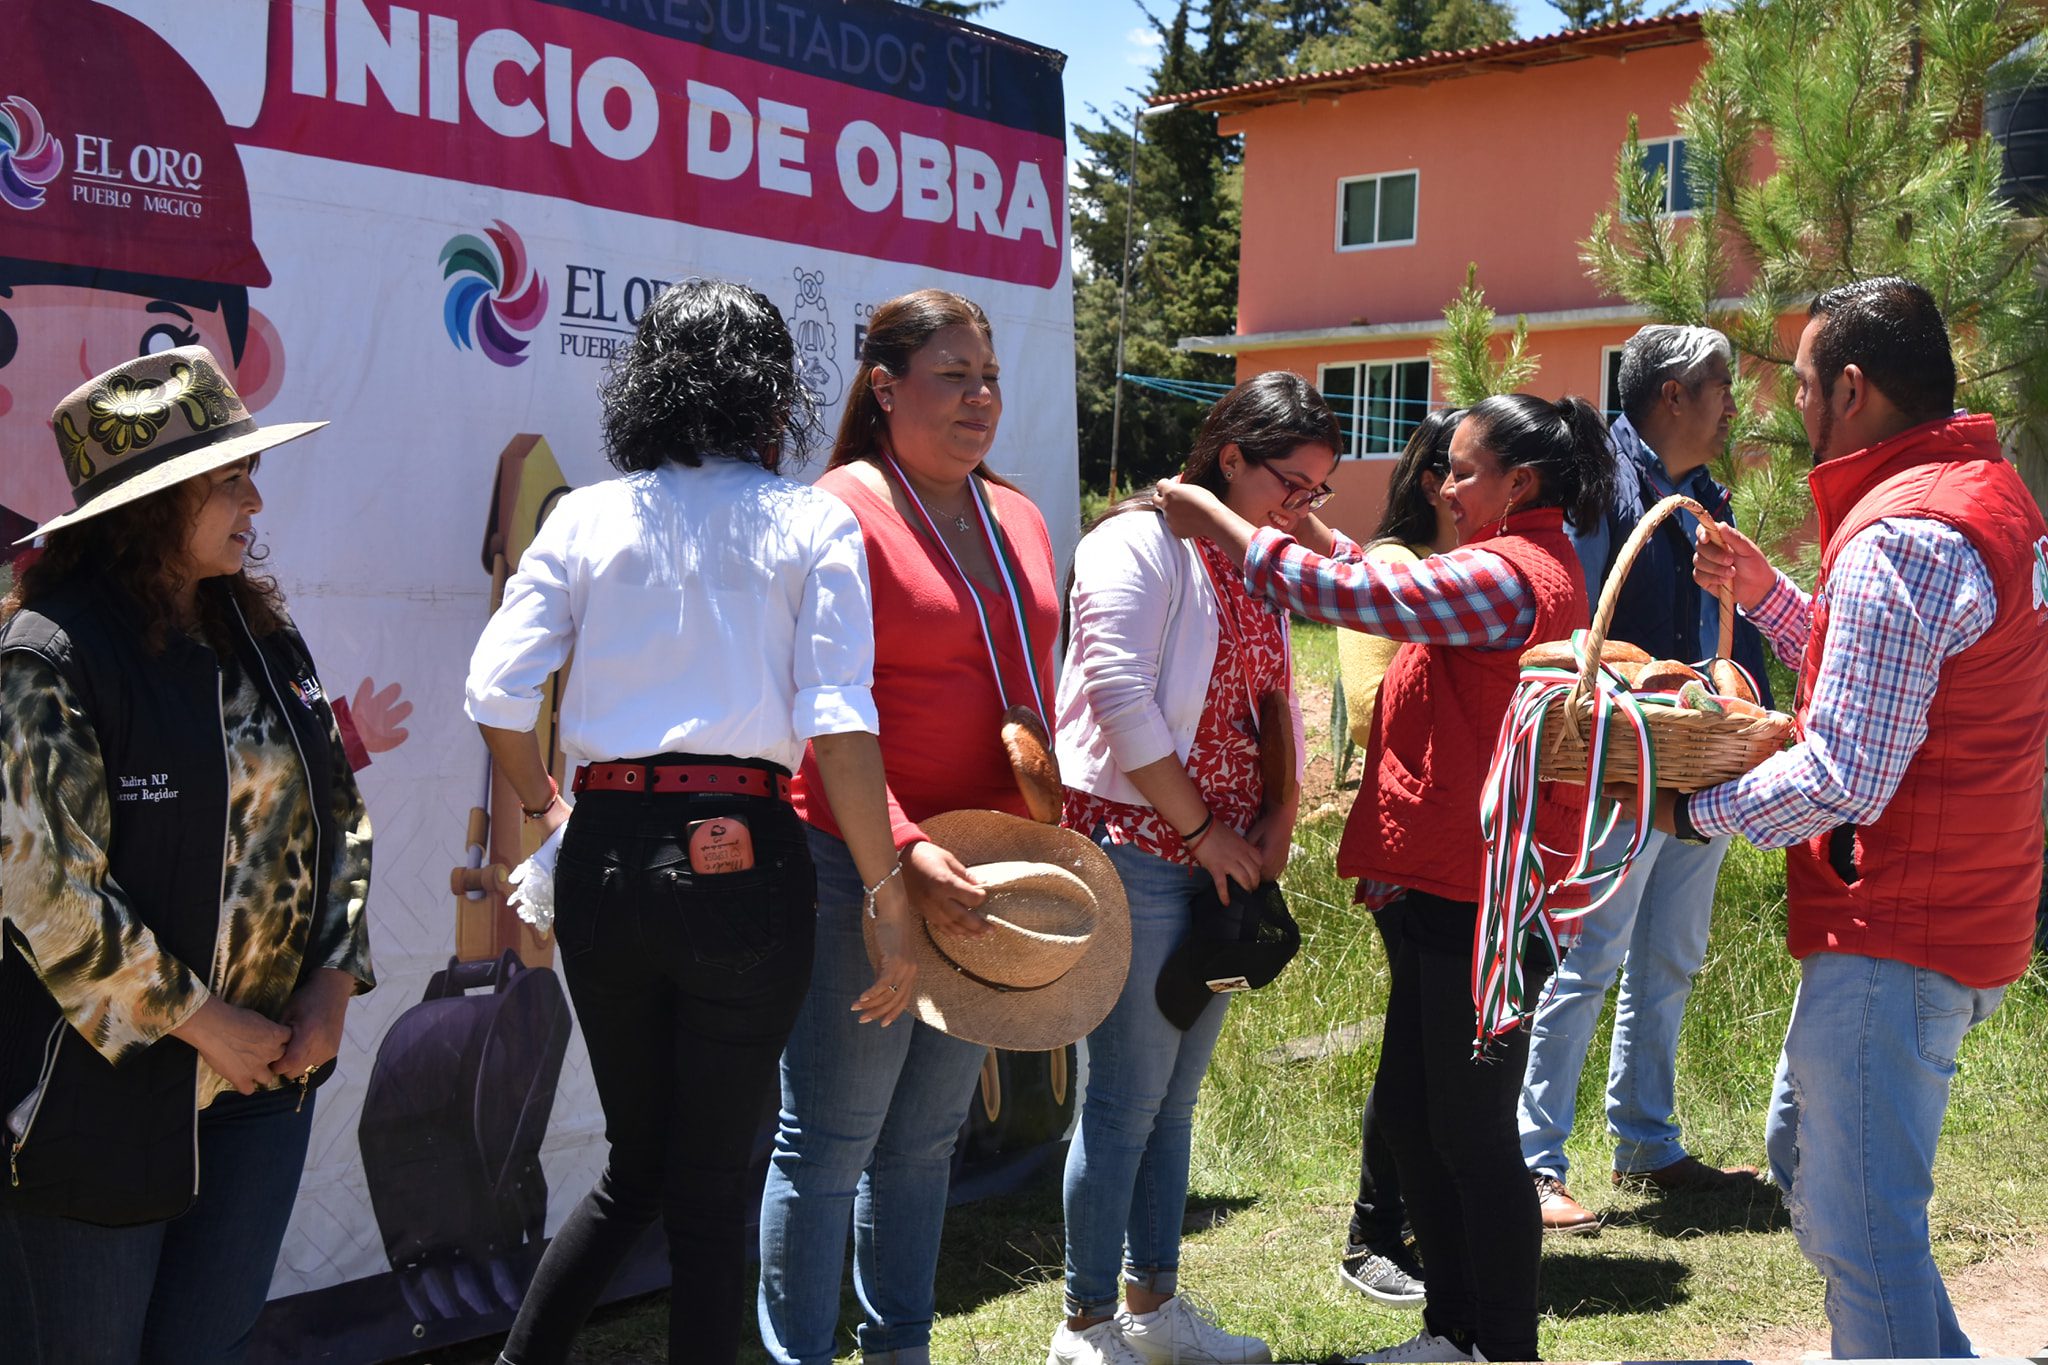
top-left (464, 280), bottom-right (916, 1365)
top-left (757, 288), bottom-right (1068, 1365)
top-left (1158, 395), bottom-right (1613, 1365)
top-left (0, 346), bottom-right (373, 1361)
top-left (1047, 372), bottom-right (1339, 1365)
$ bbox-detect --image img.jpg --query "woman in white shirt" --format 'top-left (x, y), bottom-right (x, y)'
top-left (463, 281), bottom-right (915, 1365)
top-left (1048, 372), bottom-right (1339, 1365)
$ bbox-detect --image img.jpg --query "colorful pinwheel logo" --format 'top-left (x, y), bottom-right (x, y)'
top-left (0, 95), bottom-right (63, 212)
top-left (440, 221), bottom-right (549, 367)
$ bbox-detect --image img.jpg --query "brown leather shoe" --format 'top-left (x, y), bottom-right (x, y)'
top-left (1534, 1173), bottom-right (1599, 1235)
top-left (1612, 1154), bottom-right (1762, 1192)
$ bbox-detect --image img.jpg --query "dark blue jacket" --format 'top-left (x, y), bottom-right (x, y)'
top-left (1571, 431), bottom-right (1775, 709)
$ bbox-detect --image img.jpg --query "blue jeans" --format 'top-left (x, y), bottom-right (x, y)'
top-left (1765, 951), bottom-right (2003, 1359)
top-left (1519, 828), bottom-right (1728, 1181)
top-left (756, 827), bottom-right (989, 1365)
top-left (1062, 836), bottom-right (1229, 1319)
top-left (0, 1083), bottom-right (315, 1364)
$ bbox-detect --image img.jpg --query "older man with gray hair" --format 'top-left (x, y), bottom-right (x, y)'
top-left (1518, 323), bottom-right (1774, 1234)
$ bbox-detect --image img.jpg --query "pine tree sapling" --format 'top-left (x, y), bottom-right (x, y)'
top-left (1584, 0), bottom-right (2048, 558)
top-left (1432, 264), bottom-right (1542, 403)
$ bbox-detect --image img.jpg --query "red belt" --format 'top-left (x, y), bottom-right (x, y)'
top-left (572, 762), bottom-right (793, 802)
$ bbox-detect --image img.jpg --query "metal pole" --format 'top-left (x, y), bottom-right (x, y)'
top-left (1108, 99), bottom-right (1180, 499)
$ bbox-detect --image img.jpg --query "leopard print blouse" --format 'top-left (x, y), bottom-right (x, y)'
top-left (0, 644), bottom-right (372, 1107)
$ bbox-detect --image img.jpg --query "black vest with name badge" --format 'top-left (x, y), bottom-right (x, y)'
top-left (0, 574), bottom-right (342, 1226)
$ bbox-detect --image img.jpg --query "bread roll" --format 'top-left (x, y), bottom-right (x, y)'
top-left (1000, 706), bottom-right (1062, 825)
top-left (1519, 639), bottom-right (1653, 672)
top-left (1707, 657), bottom-right (1760, 705)
top-left (1633, 659), bottom-right (1708, 694)
top-left (1718, 696), bottom-right (1767, 719)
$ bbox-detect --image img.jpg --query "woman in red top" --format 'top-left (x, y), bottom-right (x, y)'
top-left (1160, 395), bottom-right (1612, 1365)
top-left (759, 290), bottom-right (1060, 1365)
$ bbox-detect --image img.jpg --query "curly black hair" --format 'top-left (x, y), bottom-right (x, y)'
top-left (598, 279), bottom-right (817, 473)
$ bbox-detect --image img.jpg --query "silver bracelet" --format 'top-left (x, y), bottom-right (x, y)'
top-left (861, 854), bottom-right (905, 920)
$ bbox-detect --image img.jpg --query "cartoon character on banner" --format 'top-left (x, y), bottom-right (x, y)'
top-left (790, 265), bottom-right (844, 408)
top-left (2, 1), bottom-right (567, 1332)
top-left (0, 3), bottom-right (407, 766)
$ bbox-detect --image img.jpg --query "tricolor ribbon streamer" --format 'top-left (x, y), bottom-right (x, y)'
top-left (880, 452), bottom-right (1050, 724)
top-left (1473, 630), bottom-right (1674, 1055)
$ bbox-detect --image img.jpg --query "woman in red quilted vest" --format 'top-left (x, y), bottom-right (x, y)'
top-left (1158, 393), bottom-right (1612, 1364)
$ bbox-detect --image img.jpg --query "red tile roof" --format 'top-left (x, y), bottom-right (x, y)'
top-left (1156, 11), bottom-right (1704, 113)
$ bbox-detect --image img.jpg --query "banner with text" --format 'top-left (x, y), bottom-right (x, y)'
top-left (0, 0), bottom-right (1076, 1357)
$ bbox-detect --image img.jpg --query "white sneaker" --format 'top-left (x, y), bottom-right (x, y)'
top-left (1337, 1329), bottom-right (1487, 1363)
top-left (1048, 1318), bottom-right (1147, 1365)
top-left (1118, 1294), bottom-right (1271, 1364)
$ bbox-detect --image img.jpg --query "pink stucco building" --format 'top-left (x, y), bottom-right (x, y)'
top-left (1165, 13), bottom-right (1712, 537)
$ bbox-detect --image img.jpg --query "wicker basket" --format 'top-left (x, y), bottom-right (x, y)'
top-left (1536, 493), bottom-right (1795, 793)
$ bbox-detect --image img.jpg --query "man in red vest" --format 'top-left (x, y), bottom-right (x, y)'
top-left (1663, 277), bottom-right (2048, 1358)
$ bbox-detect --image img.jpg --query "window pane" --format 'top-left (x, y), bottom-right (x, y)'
top-left (1669, 138), bottom-right (1695, 213)
top-left (1605, 350), bottom-right (1627, 423)
top-left (1365, 363), bottom-right (1395, 455)
top-left (1394, 361), bottom-right (1430, 451)
top-left (1640, 140), bottom-right (1671, 212)
top-left (1379, 172), bottom-right (1417, 243)
top-left (1321, 365), bottom-right (1360, 457)
top-left (1342, 179), bottom-right (1378, 246)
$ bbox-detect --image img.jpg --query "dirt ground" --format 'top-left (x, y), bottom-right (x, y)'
top-left (1734, 1241), bottom-right (2048, 1359)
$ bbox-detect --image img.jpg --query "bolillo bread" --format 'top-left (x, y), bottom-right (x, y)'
top-left (1519, 638), bottom-right (1652, 672)
top-left (1707, 658), bottom-right (1761, 705)
top-left (1632, 659), bottom-right (1708, 694)
top-left (1000, 705), bottom-right (1062, 825)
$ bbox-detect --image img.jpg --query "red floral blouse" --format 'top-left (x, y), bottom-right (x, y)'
top-left (1063, 537), bottom-right (1289, 866)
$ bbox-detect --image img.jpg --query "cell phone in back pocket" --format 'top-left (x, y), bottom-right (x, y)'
top-left (687, 815), bottom-right (755, 874)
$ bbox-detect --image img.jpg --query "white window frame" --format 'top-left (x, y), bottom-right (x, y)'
top-left (1637, 135), bottom-right (1696, 218)
top-left (1601, 345), bottom-right (1628, 425)
top-left (1334, 168), bottom-right (1421, 252)
top-left (1318, 356), bottom-right (1433, 459)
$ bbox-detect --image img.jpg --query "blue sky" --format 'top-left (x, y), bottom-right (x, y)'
top-left (985, 0), bottom-right (1584, 170)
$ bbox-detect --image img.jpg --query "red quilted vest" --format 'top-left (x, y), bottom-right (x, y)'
top-left (1339, 507), bottom-right (1590, 903)
top-left (1789, 414), bottom-right (2048, 988)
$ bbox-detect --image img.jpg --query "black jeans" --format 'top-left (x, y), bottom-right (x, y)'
top-left (499, 765), bottom-right (816, 1365)
top-left (1349, 906), bottom-right (1410, 1257)
top-left (1373, 891), bottom-right (1552, 1362)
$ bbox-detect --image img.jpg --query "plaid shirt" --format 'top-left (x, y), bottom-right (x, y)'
top-left (1690, 518), bottom-right (1997, 847)
top-left (1244, 528), bottom-right (1539, 650)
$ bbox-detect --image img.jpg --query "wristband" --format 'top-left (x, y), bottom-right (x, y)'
top-left (1181, 811), bottom-right (1215, 851)
top-left (1671, 791), bottom-right (1711, 846)
top-left (522, 775), bottom-right (561, 821)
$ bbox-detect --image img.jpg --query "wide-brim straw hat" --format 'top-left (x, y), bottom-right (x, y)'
top-left (864, 811), bottom-right (1131, 1052)
top-left (18, 345), bottom-right (325, 545)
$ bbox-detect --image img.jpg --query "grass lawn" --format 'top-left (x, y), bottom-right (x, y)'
top-left (450, 623), bottom-right (2048, 1363)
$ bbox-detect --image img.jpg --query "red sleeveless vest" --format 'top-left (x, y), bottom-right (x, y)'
top-left (1788, 414), bottom-right (2048, 989)
top-left (1338, 507), bottom-right (1590, 904)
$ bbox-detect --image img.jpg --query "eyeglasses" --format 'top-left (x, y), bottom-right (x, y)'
top-left (1254, 461), bottom-right (1335, 511)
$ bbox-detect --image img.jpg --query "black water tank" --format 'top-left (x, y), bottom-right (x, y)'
top-left (1988, 52), bottom-right (2048, 210)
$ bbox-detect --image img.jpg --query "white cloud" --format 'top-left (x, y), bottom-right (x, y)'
top-left (1126, 25), bottom-right (1164, 67)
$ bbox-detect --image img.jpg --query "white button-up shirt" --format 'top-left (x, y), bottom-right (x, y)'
top-left (464, 457), bottom-right (879, 771)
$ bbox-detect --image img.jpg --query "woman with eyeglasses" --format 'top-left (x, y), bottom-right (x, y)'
top-left (1045, 371), bottom-right (1337, 1365)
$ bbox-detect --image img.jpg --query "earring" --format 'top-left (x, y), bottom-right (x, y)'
top-left (1224, 470), bottom-right (1234, 481)
top-left (1496, 497), bottom-right (1517, 535)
